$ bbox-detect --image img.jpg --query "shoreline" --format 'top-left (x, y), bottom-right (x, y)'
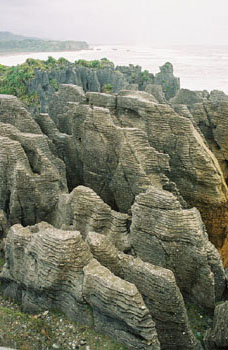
top-left (0, 48), bottom-right (93, 57)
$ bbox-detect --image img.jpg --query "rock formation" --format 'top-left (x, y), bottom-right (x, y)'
top-left (1, 73), bottom-right (228, 349)
top-left (1, 223), bottom-right (160, 350)
top-left (204, 301), bottom-right (228, 349)
top-left (171, 88), bottom-right (228, 264)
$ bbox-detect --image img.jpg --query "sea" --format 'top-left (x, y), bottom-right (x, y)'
top-left (1, 44), bottom-right (228, 95)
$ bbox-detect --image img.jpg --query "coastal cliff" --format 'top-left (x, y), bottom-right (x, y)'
top-left (0, 61), bottom-right (228, 350)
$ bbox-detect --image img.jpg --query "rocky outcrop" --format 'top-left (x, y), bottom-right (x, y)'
top-left (48, 91), bottom-right (170, 212)
top-left (154, 62), bottom-right (180, 99)
top-left (1, 223), bottom-right (160, 350)
top-left (204, 301), bottom-right (228, 349)
top-left (145, 84), bottom-right (167, 104)
top-left (129, 187), bottom-right (225, 309)
top-left (115, 89), bottom-right (228, 257)
top-left (23, 61), bottom-right (179, 113)
top-left (86, 232), bottom-right (199, 350)
top-left (51, 185), bottom-right (130, 252)
top-left (170, 89), bottom-right (206, 105)
top-left (0, 95), bottom-right (67, 226)
top-left (42, 85), bottom-right (228, 259)
top-left (1, 81), bottom-right (228, 349)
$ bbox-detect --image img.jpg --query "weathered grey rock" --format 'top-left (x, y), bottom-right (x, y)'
top-left (0, 222), bottom-right (94, 323)
top-left (52, 185), bottom-right (130, 252)
top-left (49, 84), bottom-right (86, 125)
top-left (170, 89), bottom-right (204, 105)
top-left (0, 94), bottom-right (41, 133)
top-left (125, 83), bottom-right (139, 91)
top-left (86, 232), bottom-right (200, 350)
top-left (50, 89), bottom-right (170, 212)
top-left (34, 112), bottom-right (82, 191)
top-left (0, 223), bottom-right (161, 350)
top-left (86, 91), bottom-right (116, 109)
top-left (83, 259), bottom-right (160, 350)
top-left (209, 90), bottom-right (228, 103)
top-left (154, 62), bottom-right (180, 99)
top-left (129, 187), bottom-right (226, 309)
top-left (116, 89), bottom-right (228, 252)
top-left (145, 84), bottom-right (167, 104)
top-left (204, 301), bottom-right (228, 349)
top-left (0, 96), bottom-right (67, 226)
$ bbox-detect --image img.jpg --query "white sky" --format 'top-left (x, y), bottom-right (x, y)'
top-left (1, 0), bottom-right (228, 45)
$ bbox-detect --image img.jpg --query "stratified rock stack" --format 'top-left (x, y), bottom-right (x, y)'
top-left (171, 88), bottom-right (228, 264)
top-left (1, 77), bottom-right (228, 349)
top-left (1, 223), bottom-right (160, 350)
top-left (0, 94), bottom-right (67, 226)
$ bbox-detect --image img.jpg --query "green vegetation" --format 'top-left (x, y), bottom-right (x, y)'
top-left (0, 57), bottom-right (62, 106)
top-left (141, 70), bottom-right (150, 82)
top-left (75, 57), bottom-right (114, 69)
top-left (103, 83), bottom-right (113, 93)
top-left (0, 56), bottom-right (117, 110)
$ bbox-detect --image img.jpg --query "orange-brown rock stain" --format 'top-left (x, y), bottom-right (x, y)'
top-left (197, 203), bottom-right (228, 267)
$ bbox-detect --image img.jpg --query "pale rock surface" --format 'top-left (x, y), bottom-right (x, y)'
top-left (0, 122), bottom-right (67, 226)
top-left (129, 187), bottom-right (225, 309)
top-left (86, 232), bottom-right (200, 350)
top-left (0, 94), bottom-right (41, 133)
top-left (0, 223), bottom-right (160, 350)
top-left (50, 95), bottom-right (170, 212)
top-left (86, 91), bottom-right (116, 109)
top-left (145, 84), bottom-right (167, 104)
top-left (52, 185), bottom-right (130, 251)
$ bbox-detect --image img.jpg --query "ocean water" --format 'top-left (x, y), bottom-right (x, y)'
top-left (1, 44), bottom-right (228, 94)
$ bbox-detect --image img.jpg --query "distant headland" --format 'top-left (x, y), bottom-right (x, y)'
top-left (0, 31), bottom-right (89, 52)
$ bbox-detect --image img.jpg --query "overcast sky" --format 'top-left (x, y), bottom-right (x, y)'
top-left (1, 0), bottom-right (228, 45)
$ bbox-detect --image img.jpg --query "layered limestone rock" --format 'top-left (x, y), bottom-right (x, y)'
top-left (51, 185), bottom-right (130, 252)
top-left (204, 301), bottom-right (228, 349)
top-left (129, 187), bottom-right (225, 309)
top-left (0, 94), bottom-right (41, 133)
top-left (186, 99), bottom-right (228, 256)
top-left (48, 92), bottom-right (170, 212)
top-left (0, 95), bottom-right (67, 226)
top-left (86, 232), bottom-right (200, 350)
top-left (115, 89), bottom-right (228, 258)
top-left (46, 85), bottom-right (228, 262)
top-left (154, 62), bottom-right (180, 99)
top-left (1, 85), bottom-right (228, 349)
top-left (83, 259), bottom-right (160, 350)
top-left (0, 223), bottom-right (160, 350)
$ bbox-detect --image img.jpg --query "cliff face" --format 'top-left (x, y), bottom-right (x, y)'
top-left (23, 61), bottom-right (179, 113)
top-left (0, 80), bottom-right (228, 349)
